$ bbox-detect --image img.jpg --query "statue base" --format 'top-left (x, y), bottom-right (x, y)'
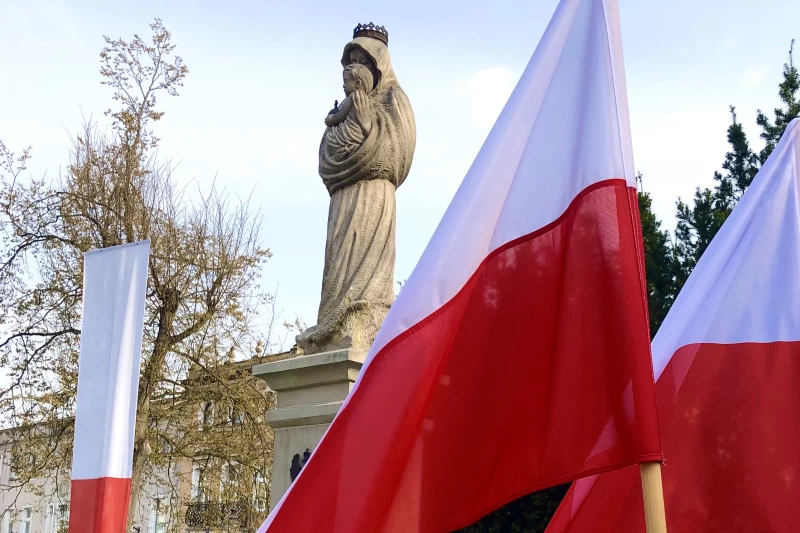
top-left (295, 302), bottom-right (389, 355)
top-left (252, 348), bottom-right (366, 511)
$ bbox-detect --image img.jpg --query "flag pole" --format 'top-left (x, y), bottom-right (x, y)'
top-left (639, 462), bottom-right (668, 533)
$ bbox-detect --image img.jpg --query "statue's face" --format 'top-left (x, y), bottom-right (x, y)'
top-left (349, 48), bottom-right (370, 66)
top-left (348, 48), bottom-right (378, 90)
top-left (343, 71), bottom-right (360, 96)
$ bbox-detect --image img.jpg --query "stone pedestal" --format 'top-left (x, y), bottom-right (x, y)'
top-left (252, 349), bottom-right (365, 511)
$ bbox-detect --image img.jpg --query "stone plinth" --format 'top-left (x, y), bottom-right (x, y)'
top-left (252, 349), bottom-right (365, 511)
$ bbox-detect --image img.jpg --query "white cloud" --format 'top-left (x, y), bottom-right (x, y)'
top-left (454, 67), bottom-right (518, 128)
top-left (740, 66), bottom-right (769, 87)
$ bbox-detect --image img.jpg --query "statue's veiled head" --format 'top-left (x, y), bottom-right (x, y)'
top-left (341, 24), bottom-right (397, 93)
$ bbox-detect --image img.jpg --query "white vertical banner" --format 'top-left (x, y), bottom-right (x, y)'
top-left (69, 240), bottom-right (150, 533)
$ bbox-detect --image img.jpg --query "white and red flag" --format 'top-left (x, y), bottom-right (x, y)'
top-left (69, 241), bottom-right (150, 532)
top-left (260, 0), bottom-right (662, 531)
top-left (546, 118), bottom-right (800, 533)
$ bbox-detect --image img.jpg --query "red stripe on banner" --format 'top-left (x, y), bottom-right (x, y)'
top-left (69, 477), bottom-right (132, 533)
top-left (267, 179), bottom-right (661, 533)
top-left (547, 341), bottom-right (800, 532)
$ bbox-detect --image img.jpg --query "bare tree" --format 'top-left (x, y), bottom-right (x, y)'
top-left (0, 19), bottom-right (296, 530)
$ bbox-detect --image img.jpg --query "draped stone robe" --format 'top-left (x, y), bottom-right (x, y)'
top-left (297, 36), bottom-right (416, 354)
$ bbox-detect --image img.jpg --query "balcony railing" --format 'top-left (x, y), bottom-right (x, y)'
top-left (185, 500), bottom-right (259, 530)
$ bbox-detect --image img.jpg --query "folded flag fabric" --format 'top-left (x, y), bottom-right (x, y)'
top-left (69, 241), bottom-right (150, 533)
top-left (546, 119), bottom-right (800, 533)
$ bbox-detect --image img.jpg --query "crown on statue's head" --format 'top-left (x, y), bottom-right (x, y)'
top-left (353, 22), bottom-right (389, 45)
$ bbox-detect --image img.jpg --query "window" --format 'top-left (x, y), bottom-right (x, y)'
top-left (45, 504), bottom-right (56, 533)
top-left (220, 462), bottom-right (241, 499)
top-left (152, 499), bottom-right (168, 533)
top-left (228, 403), bottom-right (245, 425)
top-left (8, 453), bottom-right (35, 481)
top-left (159, 437), bottom-right (173, 454)
top-left (253, 473), bottom-right (268, 513)
top-left (191, 463), bottom-right (208, 503)
top-left (220, 463), bottom-right (230, 497)
top-left (45, 504), bottom-right (68, 533)
top-left (1, 509), bottom-right (12, 533)
top-left (198, 402), bottom-right (214, 427)
top-left (21, 507), bottom-right (32, 533)
top-left (57, 504), bottom-right (69, 533)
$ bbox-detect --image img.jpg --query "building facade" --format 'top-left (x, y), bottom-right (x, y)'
top-left (0, 350), bottom-right (295, 533)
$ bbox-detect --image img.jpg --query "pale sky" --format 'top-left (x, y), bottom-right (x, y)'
top-left (1, 0), bottom-right (798, 339)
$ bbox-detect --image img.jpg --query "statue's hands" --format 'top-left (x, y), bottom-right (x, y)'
top-left (325, 97), bottom-right (351, 127)
top-left (351, 92), bottom-right (373, 135)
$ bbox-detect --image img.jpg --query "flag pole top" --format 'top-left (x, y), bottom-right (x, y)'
top-left (84, 240), bottom-right (151, 256)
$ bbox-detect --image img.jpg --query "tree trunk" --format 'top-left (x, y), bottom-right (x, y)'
top-left (126, 290), bottom-right (177, 531)
top-left (127, 410), bottom-right (150, 531)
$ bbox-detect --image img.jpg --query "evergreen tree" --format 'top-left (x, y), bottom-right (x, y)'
top-left (672, 38), bottom-right (799, 292)
top-left (456, 485), bottom-right (570, 533)
top-left (757, 39), bottom-right (800, 163)
top-left (673, 187), bottom-right (722, 289)
top-left (673, 108), bottom-right (758, 290)
top-left (714, 106), bottom-right (760, 211)
top-left (636, 175), bottom-right (675, 337)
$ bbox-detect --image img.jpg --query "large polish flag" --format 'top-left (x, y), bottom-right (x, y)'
top-left (260, 0), bottom-right (662, 531)
top-left (69, 241), bottom-right (150, 532)
top-left (546, 118), bottom-right (800, 533)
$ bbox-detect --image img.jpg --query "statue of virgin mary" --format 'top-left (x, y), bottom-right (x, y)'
top-left (297, 24), bottom-right (416, 354)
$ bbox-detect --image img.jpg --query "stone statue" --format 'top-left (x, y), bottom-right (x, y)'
top-left (297, 23), bottom-right (416, 354)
